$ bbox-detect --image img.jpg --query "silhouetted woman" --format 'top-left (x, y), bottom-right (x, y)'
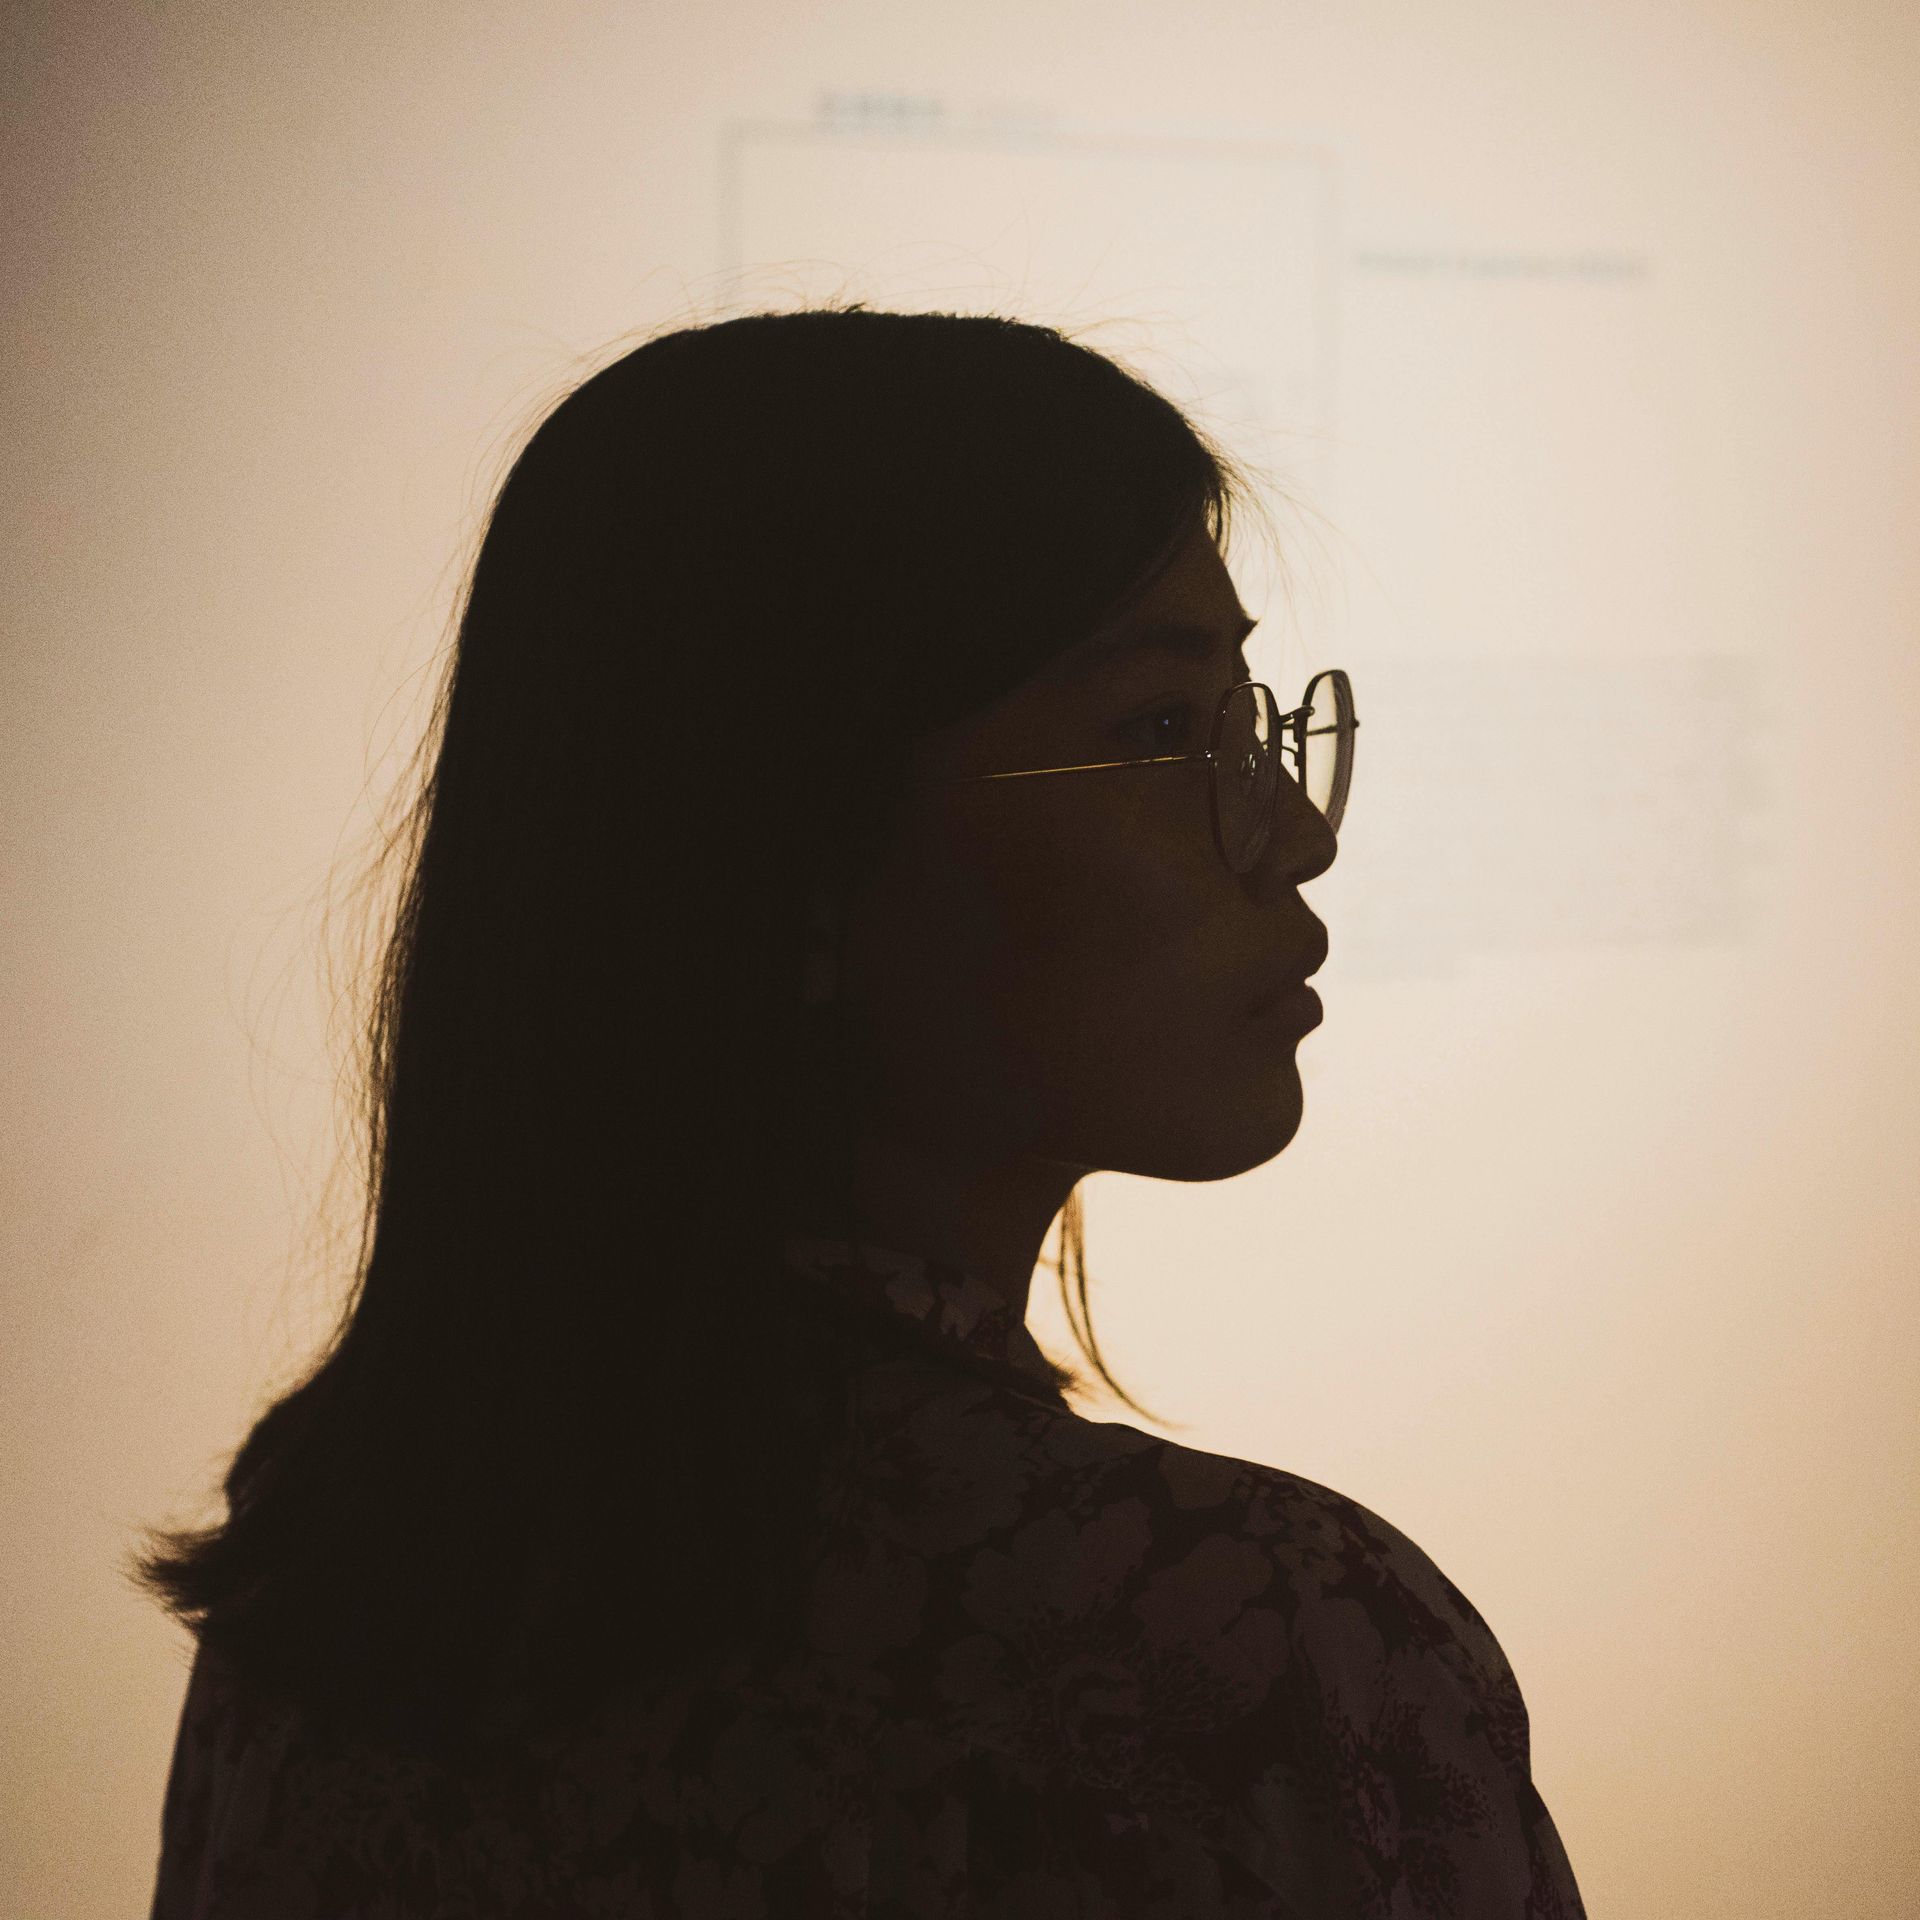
top-left (134, 304), bottom-right (1587, 1916)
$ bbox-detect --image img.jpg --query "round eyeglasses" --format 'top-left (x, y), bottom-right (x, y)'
top-left (948, 669), bottom-right (1356, 875)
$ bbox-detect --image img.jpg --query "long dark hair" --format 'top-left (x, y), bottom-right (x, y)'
top-left (125, 302), bottom-right (1277, 1761)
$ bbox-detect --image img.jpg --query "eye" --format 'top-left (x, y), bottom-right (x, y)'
top-left (1127, 701), bottom-right (1202, 753)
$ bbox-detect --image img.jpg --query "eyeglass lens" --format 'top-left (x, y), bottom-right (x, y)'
top-left (1215, 674), bottom-right (1352, 874)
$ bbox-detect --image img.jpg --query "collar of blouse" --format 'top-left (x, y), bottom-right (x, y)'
top-left (779, 1229), bottom-right (1064, 1393)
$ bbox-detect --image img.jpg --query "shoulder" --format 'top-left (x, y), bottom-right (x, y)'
top-left (860, 1365), bottom-right (1453, 1597)
top-left (1126, 1421), bottom-right (1541, 1812)
top-left (836, 1384), bottom-right (1558, 1876)
top-left (819, 1359), bottom-right (1539, 1803)
top-left (1012, 1413), bottom-right (1555, 1869)
top-left (997, 1400), bottom-right (1525, 1727)
top-left (850, 1363), bottom-right (1514, 1686)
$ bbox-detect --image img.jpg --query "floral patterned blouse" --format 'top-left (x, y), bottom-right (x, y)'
top-left (149, 1233), bottom-right (1587, 1918)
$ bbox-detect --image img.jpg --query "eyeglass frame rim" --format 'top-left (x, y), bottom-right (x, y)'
top-left (938, 667), bottom-right (1357, 862)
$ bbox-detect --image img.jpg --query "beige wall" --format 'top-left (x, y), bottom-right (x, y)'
top-left (6, 1), bottom-right (1917, 1912)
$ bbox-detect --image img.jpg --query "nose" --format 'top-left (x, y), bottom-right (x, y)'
top-left (1293, 803), bottom-right (1338, 886)
top-left (1260, 774), bottom-right (1337, 888)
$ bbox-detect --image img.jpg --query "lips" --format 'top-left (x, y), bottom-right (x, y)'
top-left (1248, 964), bottom-right (1323, 1018)
top-left (1250, 981), bottom-right (1322, 1030)
top-left (1248, 980), bottom-right (1310, 1018)
top-left (1247, 920), bottom-right (1329, 1018)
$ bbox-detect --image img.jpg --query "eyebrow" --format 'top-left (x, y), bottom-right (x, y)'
top-left (1056, 610), bottom-right (1260, 679)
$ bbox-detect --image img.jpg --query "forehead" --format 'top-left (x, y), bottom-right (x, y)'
top-left (1046, 533), bottom-right (1256, 684)
top-left (916, 530), bottom-right (1256, 784)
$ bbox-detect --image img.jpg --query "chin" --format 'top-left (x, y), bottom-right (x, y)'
top-left (1108, 1097), bottom-right (1305, 1184)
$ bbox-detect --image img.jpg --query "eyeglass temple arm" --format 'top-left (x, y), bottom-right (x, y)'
top-left (952, 688), bottom-right (1357, 785)
top-left (959, 754), bottom-right (1202, 783)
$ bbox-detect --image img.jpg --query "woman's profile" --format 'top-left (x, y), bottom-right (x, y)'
top-left (133, 304), bottom-right (1586, 1916)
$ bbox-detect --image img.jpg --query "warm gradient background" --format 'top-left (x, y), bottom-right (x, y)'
top-left (6, 2), bottom-right (1918, 1913)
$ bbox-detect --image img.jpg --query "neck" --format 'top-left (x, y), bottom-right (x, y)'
top-left (775, 1122), bottom-right (1085, 1324)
